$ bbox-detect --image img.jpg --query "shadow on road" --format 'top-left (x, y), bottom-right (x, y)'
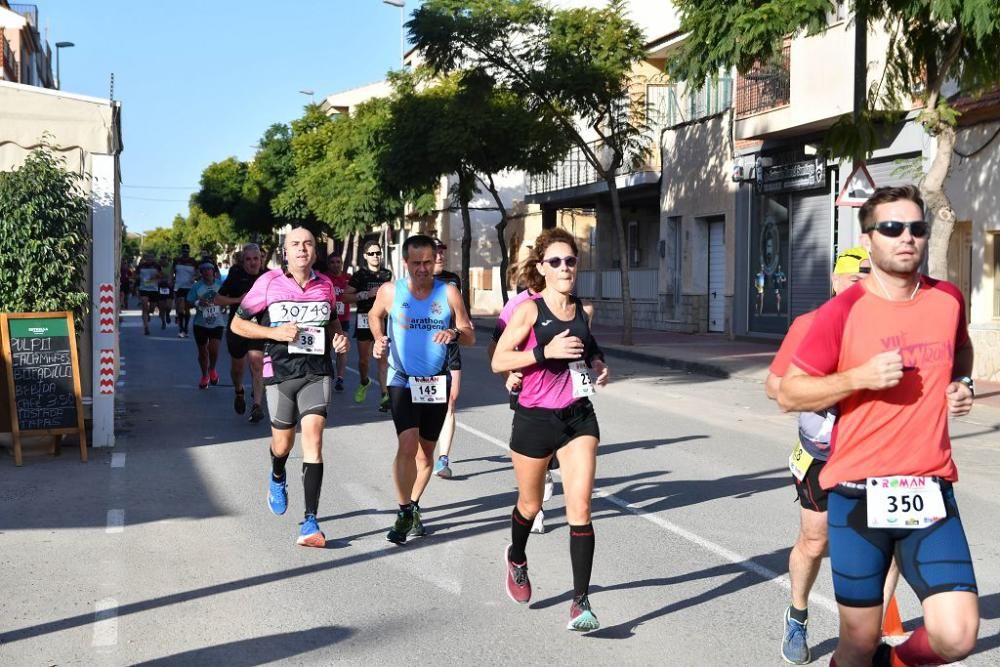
top-left (131, 625), bottom-right (354, 666)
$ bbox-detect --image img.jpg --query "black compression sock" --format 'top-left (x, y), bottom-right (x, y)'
top-left (399, 503), bottom-right (412, 514)
top-left (270, 448), bottom-right (289, 481)
top-left (509, 507), bottom-right (533, 563)
top-left (789, 606), bottom-right (808, 624)
top-left (301, 462), bottom-right (323, 517)
top-left (569, 523), bottom-right (595, 599)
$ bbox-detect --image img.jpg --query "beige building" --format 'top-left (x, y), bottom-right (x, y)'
top-left (0, 1), bottom-right (54, 88)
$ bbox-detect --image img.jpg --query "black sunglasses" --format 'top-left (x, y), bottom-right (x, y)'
top-left (541, 255), bottom-right (578, 269)
top-left (865, 221), bottom-right (930, 238)
top-left (365, 251), bottom-right (382, 257)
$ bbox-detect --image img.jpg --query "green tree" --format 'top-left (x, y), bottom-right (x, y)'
top-left (670, 0), bottom-right (1000, 278)
top-left (121, 229), bottom-right (141, 264)
top-left (410, 0), bottom-right (650, 343)
top-left (385, 69), bottom-right (570, 306)
top-left (0, 147), bottom-right (90, 321)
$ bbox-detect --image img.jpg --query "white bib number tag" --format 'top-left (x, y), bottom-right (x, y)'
top-left (788, 441), bottom-right (814, 482)
top-left (201, 305), bottom-right (221, 322)
top-left (159, 287), bottom-right (171, 296)
top-left (288, 325), bottom-right (325, 355)
top-left (569, 361), bottom-right (595, 398)
top-left (357, 313), bottom-right (369, 330)
top-left (336, 301), bottom-right (345, 316)
top-left (866, 476), bottom-right (947, 529)
top-left (410, 375), bottom-right (447, 404)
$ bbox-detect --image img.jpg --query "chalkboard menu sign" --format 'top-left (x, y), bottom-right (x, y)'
top-left (1, 312), bottom-right (88, 466)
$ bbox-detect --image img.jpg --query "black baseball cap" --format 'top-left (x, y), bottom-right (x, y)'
top-left (431, 237), bottom-right (447, 250)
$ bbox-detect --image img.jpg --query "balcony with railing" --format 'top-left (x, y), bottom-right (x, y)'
top-left (1, 34), bottom-right (16, 82)
top-left (526, 134), bottom-right (662, 198)
top-left (735, 42), bottom-right (791, 118)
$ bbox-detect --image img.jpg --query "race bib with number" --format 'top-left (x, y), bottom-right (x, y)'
top-left (201, 305), bottom-right (221, 321)
top-left (267, 301), bottom-right (332, 326)
top-left (410, 375), bottom-right (447, 403)
top-left (288, 325), bottom-right (325, 355)
top-left (336, 301), bottom-right (345, 316)
top-left (357, 313), bottom-right (369, 330)
top-left (866, 476), bottom-right (947, 529)
top-left (569, 361), bottom-right (595, 398)
top-left (788, 441), bottom-right (814, 482)
top-left (158, 287), bottom-right (171, 296)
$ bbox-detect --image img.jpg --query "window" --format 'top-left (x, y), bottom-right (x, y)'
top-left (669, 216), bottom-right (682, 306)
top-left (826, 0), bottom-right (848, 25)
top-left (666, 76), bottom-right (734, 127)
top-left (628, 221), bottom-right (640, 267)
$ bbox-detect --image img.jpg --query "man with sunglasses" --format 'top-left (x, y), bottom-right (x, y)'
top-left (778, 185), bottom-right (978, 667)
top-left (429, 237), bottom-right (463, 479)
top-left (342, 241), bottom-right (393, 411)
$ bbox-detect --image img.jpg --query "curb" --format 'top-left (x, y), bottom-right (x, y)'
top-left (601, 345), bottom-right (731, 379)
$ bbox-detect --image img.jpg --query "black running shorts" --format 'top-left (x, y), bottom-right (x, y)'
top-left (510, 399), bottom-right (600, 459)
top-left (193, 325), bottom-right (224, 346)
top-left (794, 458), bottom-right (828, 513)
top-left (388, 385), bottom-right (449, 441)
top-left (226, 327), bottom-right (265, 360)
top-left (264, 376), bottom-right (331, 430)
top-left (354, 312), bottom-right (373, 342)
top-left (446, 343), bottom-right (462, 371)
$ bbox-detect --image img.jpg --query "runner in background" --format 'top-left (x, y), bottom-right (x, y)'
top-left (323, 254), bottom-right (352, 393)
top-left (430, 237), bottom-right (463, 479)
top-left (342, 240), bottom-right (392, 411)
top-left (186, 262), bottom-right (225, 389)
top-left (172, 244), bottom-right (199, 338)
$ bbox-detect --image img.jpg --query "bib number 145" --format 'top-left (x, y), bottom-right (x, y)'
top-left (410, 375), bottom-right (446, 404)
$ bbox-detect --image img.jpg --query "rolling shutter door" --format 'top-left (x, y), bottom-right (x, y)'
top-left (790, 190), bottom-right (832, 318)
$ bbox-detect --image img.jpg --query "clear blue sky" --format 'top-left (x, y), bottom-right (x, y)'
top-left (40, 0), bottom-right (411, 233)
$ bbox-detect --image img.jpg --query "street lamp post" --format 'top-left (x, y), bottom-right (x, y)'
top-left (382, 0), bottom-right (405, 66)
top-left (382, 0), bottom-right (406, 277)
top-left (299, 88), bottom-right (315, 103)
top-left (54, 41), bottom-right (75, 90)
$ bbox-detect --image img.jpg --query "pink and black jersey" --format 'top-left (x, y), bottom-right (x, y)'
top-left (517, 296), bottom-right (600, 410)
top-left (237, 268), bottom-right (338, 384)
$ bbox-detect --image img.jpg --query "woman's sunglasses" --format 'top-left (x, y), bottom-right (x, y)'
top-left (541, 255), bottom-right (578, 269)
top-left (865, 221), bottom-right (930, 238)
top-left (365, 251), bottom-right (383, 257)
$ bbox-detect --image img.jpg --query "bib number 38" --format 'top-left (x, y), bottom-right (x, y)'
top-left (288, 325), bottom-right (325, 355)
top-left (866, 476), bottom-right (947, 529)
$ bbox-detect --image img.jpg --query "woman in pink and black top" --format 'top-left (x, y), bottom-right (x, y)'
top-left (491, 227), bottom-right (609, 632)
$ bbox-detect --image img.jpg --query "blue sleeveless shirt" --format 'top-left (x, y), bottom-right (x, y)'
top-left (388, 278), bottom-right (452, 387)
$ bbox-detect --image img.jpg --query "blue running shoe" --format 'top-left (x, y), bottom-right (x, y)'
top-left (780, 606), bottom-right (810, 664)
top-left (567, 595), bottom-right (600, 632)
top-left (267, 476), bottom-right (288, 516)
top-left (433, 455), bottom-right (452, 479)
top-left (297, 514), bottom-right (326, 548)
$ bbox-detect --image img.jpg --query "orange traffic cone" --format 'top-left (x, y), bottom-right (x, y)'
top-left (882, 594), bottom-right (905, 637)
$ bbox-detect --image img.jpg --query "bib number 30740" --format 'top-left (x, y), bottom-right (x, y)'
top-left (866, 476), bottom-right (946, 529)
top-left (569, 361), bottom-right (595, 398)
top-left (288, 325), bottom-right (325, 355)
top-left (410, 375), bottom-right (446, 404)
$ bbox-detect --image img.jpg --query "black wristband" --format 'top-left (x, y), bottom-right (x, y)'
top-left (533, 345), bottom-right (545, 365)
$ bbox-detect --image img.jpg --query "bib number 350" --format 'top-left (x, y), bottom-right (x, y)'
top-left (288, 325), bottom-right (325, 355)
top-left (866, 476), bottom-right (947, 529)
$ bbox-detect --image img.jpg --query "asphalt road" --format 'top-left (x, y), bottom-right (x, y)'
top-left (2, 311), bottom-right (999, 666)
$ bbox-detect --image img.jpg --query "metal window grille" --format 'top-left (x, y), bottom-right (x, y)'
top-left (735, 42), bottom-right (791, 117)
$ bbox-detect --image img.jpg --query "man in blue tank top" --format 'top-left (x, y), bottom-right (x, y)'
top-left (369, 234), bottom-right (475, 544)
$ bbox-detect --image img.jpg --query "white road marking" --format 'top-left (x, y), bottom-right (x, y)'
top-left (92, 598), bottom-right (118, 648)
top-left (455, 418), bottom-right (839, 614)
top-left (106, 509), bottom-right (125, 534)
top-left (110, 453), bottom-right (126, 468)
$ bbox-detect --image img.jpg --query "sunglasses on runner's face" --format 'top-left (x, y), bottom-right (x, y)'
top-left (541, 256), bottom-right (578, 269)
top-left (865, 220), bottom-right (930, 238)
top-left (366, 251), bottom-right (382, 257)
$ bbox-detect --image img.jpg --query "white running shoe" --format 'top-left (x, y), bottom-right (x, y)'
top-left (531, 510), bottom-right (545, 534)
top-left (543, 472), bottom-right (554, 502)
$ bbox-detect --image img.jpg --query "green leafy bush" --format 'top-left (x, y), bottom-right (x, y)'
top-left (0, 147), bottom-right (91, 321)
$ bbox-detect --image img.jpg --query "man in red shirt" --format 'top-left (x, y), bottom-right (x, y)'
top-left (778, 185), bottom-right (978, 667)
top-left (324, 255), bottom-right (352, 392)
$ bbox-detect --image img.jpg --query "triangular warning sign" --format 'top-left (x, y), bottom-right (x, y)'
top-left (836, 163), bottom-right (877, 207)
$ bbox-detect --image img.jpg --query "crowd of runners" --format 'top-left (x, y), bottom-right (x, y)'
top-left (119, 185), bottom-right (982, 663)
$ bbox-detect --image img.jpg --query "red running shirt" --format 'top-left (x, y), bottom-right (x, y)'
top-left (792, 277), bottom-right (969, 489)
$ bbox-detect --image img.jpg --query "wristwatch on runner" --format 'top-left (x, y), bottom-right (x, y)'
top-left (953, 376), bottom-right (975, 397)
